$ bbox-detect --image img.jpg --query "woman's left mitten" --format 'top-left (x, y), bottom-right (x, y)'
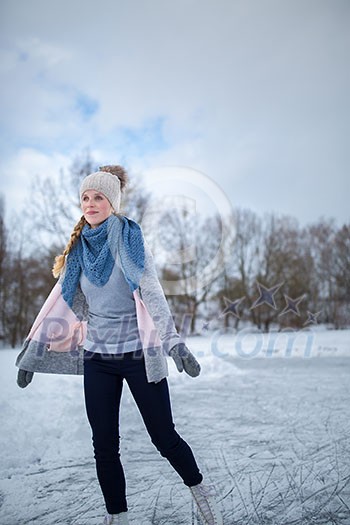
top-left (17, 369), bottom-right (34, 388)
top-left (169, 343), bottom-right (201, 377)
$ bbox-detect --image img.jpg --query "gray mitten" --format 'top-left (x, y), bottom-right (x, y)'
top-left (17, 369), bottom-right (34, 388)
top-left (169, 343), bottom-right (201, 377)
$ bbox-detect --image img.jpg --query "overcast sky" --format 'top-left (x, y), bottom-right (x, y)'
top-left (1, 0), bottom-right (349, 226)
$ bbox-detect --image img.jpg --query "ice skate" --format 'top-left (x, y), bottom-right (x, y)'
top-left (190, 482), bottom-right (223, 525)
top-left (102, 511), bottom-right (130, 524)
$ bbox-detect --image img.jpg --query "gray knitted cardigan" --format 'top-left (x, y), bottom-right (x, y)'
top-left (15, 238), bottom-right (183, 384)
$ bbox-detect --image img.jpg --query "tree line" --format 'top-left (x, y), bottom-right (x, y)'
top-left (1, 153), bottom-right (349, 347)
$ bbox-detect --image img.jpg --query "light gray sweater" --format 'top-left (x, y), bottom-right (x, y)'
top-left (15, 238), bottom-right (184, 383)
top-left (80, 258), bottom-right (143, 354)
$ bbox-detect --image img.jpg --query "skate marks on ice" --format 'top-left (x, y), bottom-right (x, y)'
top-left (120, 418), bottom-right (350, 525)
top-left (1, 437), bottom-right (348, 525)
top-left (1, 356), bottom-right (349, 524)
top-left (125, 359), bottom-right (350, 524)
top-left (190, 359), bottom-right (350, 525)
top-left (0, 444), bottom-right (205, 524)
top-left (3, 441), bottom-right (348, 525)
top-left (116, 453), bottom-right (204, 525)
top-left (214, 432), bottom-right (350, 525)
top-left (0, 459), bottom-right (102, 525)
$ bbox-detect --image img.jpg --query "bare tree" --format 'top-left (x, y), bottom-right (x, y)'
top-left (221, 210), bottom-right (317, 331)
top-left (23, 149), bottom-right (153, 254)
top-left (0, 195), bottom-right (7, 341)
top-left (333, 223), bottom-right (350, 327)
top-left (23, 149), bottom-right (94, 249)
top-left (334, 224), bottom-right (350, 297)
top-left (145, 206), bottom-right (232, 335)
top-left (3, 148), bottom-right (348, 346)
top-left (224, 208), bottom-right (263, 327)
top-left (0, 205), bottom-right (55, 347)
top-left (306, 219), bottom-right (338, 325)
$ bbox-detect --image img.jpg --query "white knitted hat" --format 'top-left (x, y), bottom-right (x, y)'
top-left (80, 171), bottom-right (121, 212)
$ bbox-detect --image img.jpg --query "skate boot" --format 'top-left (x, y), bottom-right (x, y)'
top-left (190, 482), bottom-right (223, 525)
top-left (103, 511), bottom-right (130, 524)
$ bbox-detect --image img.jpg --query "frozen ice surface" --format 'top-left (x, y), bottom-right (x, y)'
top-left (0, 329), bottom-right (349, 524)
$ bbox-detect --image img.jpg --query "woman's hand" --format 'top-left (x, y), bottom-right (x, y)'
top-left (17, 369), bottom-right (34, 388)
top-left (169, 343), bottom-right (201, 377)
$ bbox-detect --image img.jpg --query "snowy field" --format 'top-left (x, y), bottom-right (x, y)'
top-left (0, 328), bottom-right (349, 525)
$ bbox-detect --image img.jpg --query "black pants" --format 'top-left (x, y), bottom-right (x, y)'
top-left (83, 349), bottom-right (203, 514)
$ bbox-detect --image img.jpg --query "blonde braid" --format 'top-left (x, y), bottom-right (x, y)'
top-left (52, 215), bottom-right (87, 278)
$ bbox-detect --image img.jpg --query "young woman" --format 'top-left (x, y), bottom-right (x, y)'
top-left (16, 166), bottom-right (223, 525)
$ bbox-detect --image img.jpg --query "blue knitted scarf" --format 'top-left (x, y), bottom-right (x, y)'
top-left (61, 214), bottom-right (145, 308)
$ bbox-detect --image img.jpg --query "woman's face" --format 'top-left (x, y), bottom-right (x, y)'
top-left (81, 190), bottom-right (113, 228)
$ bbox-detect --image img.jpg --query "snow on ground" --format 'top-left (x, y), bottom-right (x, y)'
top-left (0, 328), bottom-right (349, 525)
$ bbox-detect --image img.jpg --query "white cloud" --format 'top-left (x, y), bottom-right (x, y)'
top-left (18, 37), bottom-right (71, 67)
top-left (0, 0), bottom-right (349, 225)
top-left (0, 148), bottom-right (71, 218)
